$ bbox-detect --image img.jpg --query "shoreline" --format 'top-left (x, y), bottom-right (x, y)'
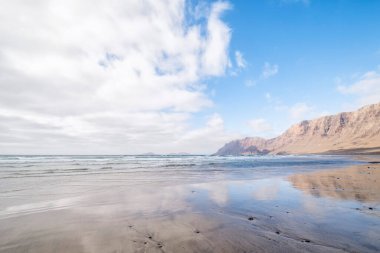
top-left (0, 156), bottom-right (379, 252)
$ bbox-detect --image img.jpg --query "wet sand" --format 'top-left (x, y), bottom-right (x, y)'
top-left (0, 157), bottom-right (379, 252)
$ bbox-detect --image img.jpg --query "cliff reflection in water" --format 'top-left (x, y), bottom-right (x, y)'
top-left (288, 164), bottom-right (380, 203)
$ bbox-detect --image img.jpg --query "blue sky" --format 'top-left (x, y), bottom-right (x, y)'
top-left (201, 0), bottom-right (380, 137)
top-left (0, 0), bottom-right (379, 154)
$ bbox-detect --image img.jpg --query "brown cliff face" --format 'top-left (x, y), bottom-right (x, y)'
top-left (215, 103), bottom-right (380, 155)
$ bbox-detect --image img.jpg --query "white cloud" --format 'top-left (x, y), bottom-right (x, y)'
top-left (337, 69), bottom-right (380, 106)
top-left (261, 62), bottom-right (279, 79)
top-left (265, 92), bottom-right (272, 102)
top-left (245, 79), bottom-right (256, 87)
top-left (247, 118), bottom-right (273, 135)
top-left (201, 1), bottom-right (232, 76)
top-left (289, 103), bottom-right (313, 120)
top-left (235, 50), bottom-right (246, 69)
top-left (0, 0), bottom-right (234, 154)
top-left (244, 62), bottom-right (278, 87)
top-left (176, 114), bottom-right (240, 154)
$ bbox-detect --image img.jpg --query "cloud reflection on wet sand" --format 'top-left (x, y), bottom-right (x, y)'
top-left (0, 163), bottom-right (379, 252)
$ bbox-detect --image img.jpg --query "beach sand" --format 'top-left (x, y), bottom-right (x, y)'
top-left (0, 159), bottom-right (379, 253)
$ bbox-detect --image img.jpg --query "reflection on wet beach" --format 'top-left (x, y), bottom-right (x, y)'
top-left (0, 156), bottom-right (379, 253)
top-left (288, 164), bottom-right (380, 203)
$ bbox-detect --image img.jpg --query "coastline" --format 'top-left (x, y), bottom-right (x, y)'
top-left (0, 156), bottom-right (379, 253)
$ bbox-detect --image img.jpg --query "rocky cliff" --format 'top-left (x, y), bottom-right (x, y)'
top-left (215, 103), bottom-right (380, 155)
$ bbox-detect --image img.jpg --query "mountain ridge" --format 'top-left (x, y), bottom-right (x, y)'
top-left (214, 103), bottom-right (380, 155)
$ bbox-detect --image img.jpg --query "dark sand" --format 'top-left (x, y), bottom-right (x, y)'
top-left (0, 160), bottom-right (379, 252)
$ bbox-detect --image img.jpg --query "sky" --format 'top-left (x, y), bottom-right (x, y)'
top-left (0, 0), bottom-right (379, 155)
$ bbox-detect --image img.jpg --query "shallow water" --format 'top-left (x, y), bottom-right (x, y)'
top-left (0, 155), bottom-right (379, 252)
